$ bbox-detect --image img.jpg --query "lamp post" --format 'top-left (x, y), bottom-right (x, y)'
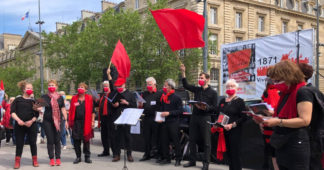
top-left (315, 0), bottom-right (320, 88)
top-left (197, 0), bottom-right (208, 73)
top-left (36, 0), bottom-right (45, 94)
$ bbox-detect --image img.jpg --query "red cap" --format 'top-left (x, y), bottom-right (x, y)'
top-left (114, 77), bottom-right (126, 87)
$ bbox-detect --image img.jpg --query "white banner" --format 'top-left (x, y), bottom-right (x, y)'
top-left (220, 29), bottom-right (314, 100)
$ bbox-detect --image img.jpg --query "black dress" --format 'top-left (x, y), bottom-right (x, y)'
top-left (72, 100), bottom-right (85, 140)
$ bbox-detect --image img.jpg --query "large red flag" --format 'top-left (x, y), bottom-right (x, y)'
top-left (111, 40), bottom-right (131, 79)
top-left (0, 80), bottom-right (4, 91)
top-left (150, 8), bottom-right (205, 51)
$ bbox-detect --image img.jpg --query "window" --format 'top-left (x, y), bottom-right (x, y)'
top-left (235, 12), bottom-right (242, 28)
top-left (209, 34), bottom-right (218, 55)
top-left (236, 37), bottom-right (243, 42)
top-left (298, 24), bottom-right (303, 30)
top-left (286, 0), bottom-right (294, 10)
top-left (258, 16), bottom-right (265, 32)
top-left (135, 0), bottom-right (139, 9)
top-left (210, 68), bottom-right (219, 91)
top-left (210, 7), bottom-right (217, 24)
top-left (309, 4), bottom-right (313, 14)
top-left (295, 1), bottom-right (299, 11)
top-left (280, 0), bottom-right (285, 7)
top-left (282, 21), bottom-right (288, 33)
top-left (302, 2), bottom-right (308, 13)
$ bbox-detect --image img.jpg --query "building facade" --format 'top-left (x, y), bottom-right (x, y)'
top-left (124, 0), bottom-right (324, 92)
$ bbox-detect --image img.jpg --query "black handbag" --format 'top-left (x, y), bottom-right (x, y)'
top-left (269, 131), bottom-right (291, 149)
top-left (0, 126), bottom-right (5, 140)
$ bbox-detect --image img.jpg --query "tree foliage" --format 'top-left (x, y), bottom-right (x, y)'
top-left (44, 0), bottom-right (202, 91)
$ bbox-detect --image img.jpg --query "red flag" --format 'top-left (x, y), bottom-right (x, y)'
top-left (150, 8), bottom-right (205, 51)
top-left (0, 80), bottom-right (4, 91)
top-left (111, 40), bottom-right (131, 79)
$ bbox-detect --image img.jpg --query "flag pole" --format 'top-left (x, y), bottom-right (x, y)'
top-left (108, 60), bottom-right (112, 70)
top-left (173, 51), bottom-right (183, 65)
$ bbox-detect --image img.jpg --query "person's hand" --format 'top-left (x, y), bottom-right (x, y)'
top-left (138, 102), bottom-right (143, 108)
top-left (92, 121), bottom-right (95, 129)
top-left (161, 112), bottom-right (170, 117)
top-left (252, 115), bottom-right (265, 124)
top-left (17, 120), bottom-right (25, 126)
top-left (263, 118), bottom-right (280, 127)
top-left (25, 120), bottom-right (33, 127)
top-left (180, 64), bottom-right (185, 73)
top-left (120, 99), bottom-right (129, 105)
top-left (32, 104), bottom-right (42, 111)
top-left (223, 124), bottom-right (233, 131)
top-left (263, 110), bottom-right (274, 116)
top-left (112, 102), bottom-right (119, 108)
top-left (106, 68), bottom-right (111, 76)
top-left (65, 121), bottom-right (69, 129)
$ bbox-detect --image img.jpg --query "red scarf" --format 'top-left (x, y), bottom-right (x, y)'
top-left (69, 94), bottom-right (94, 142)
top-left (98, 92), bottom-right (110, 128)
top-left (274, 82), bottom-right (306, 119)
top-left (263, 88), bottom-right (280, 109)
top-left (160, 90), bottom-right (175, 104)
top-left (211, 126), bottom-right (226, 160)
top-left (1, 103), bottom-right (13, 129)
top-left (48, 92), bottom-right (61, 131)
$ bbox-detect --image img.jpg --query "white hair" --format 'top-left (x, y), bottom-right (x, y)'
top-left (165, 79), bottom-right (176, 89)
top-left (225, 79), bottom-right (239, 88)
top-left (146, 77), bottom-right (156, 85)
top-left (102, 81), bottom-right (110, 86)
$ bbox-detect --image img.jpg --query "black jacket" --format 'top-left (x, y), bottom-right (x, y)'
top-left (159, 93), bottom-right (183, 122)
top-left (182, 78), bottom-right (218, 116)
top-left (142, 90), bottom-right (162, 118)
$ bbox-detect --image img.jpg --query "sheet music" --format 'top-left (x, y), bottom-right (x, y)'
top-left (130, 121), bottom-right (141, 134)
top-left (89, 89), bottom-right (100, 100)
top-left (155, 112), bottom-right (165, 122)
top-left (114, 108), bottom-right (144, 125)
top-left (104, 92), bottom-right (118, 103)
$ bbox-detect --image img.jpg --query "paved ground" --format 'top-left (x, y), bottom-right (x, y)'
top-left (0, 131), bottom-right (249, 170)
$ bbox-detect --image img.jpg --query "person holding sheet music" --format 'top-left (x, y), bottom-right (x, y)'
top-left (138, 77), bottom-right (162, 161)
top-left (69, 83), bottom-right (95, 164)
top-left (215, 79), bottom-right (247, 170)
top-left (180, 64), bottom-right (218, 170)
top-left (157, 79), bottom-right (182, 166)
top-left (97, 69), bottom-right (119, 157)
top-left (112, 78), bottom-right (137, 162)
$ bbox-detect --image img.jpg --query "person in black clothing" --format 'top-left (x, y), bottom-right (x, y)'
top-left (180, 64), bottom-right (218, 170)
top-left (41, 80), bottom-right (68, 166)
top-left (112, 77), bottom-right (137, 162)
top-left (216, 79), bottom-right (247, 170)
top-left (69, 83), bottom-right (96, 164)
top-left (157, 79), bottom-right (182, 166)
top-left (139, 77), bottom-right (162, 161)
top-left (97, 69), bottom-right (120, 157)
top-left (11, 81), bottom-right (41, 169)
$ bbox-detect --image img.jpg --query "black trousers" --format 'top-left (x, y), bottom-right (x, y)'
top-left (143, 117), bottom-right (158, 157)
top-left (115, 125), bottom-right (132, 156)
top-left (43, 120), bottom-right (61, 159)
top-left (225, 127), bottom-right (242, 170)
top-left (276, 128), bottom-right (310, 170)
top-left (160, 121), bottom-right (181, 161)
top-left (100, 115), bottom-right (114, 154)
top-left (74, 139), bottom-right (90, 158)
top-left (5, 128), bottom-right (13, 143)
top-left (15, 123), bottom-right (37, 157)
top-left (188, 115), bottom-right (211, 163)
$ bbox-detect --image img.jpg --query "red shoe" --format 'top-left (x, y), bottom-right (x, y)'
top-left (14, 156), bottom-right (21, 169)
top-left (32, 156), bottom-right (39, 167)
top-left (56, 159), bottom-right (61, 166)
top-left (49, 159), bottom-right (55, 166)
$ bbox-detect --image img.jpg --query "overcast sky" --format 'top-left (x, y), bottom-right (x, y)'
top-left (0, 0), bottom-right (123, 36)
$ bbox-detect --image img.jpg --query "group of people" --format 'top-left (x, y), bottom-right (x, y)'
top-left (1, 60), bottom-right (323, 170)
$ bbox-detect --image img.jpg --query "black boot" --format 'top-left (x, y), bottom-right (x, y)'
top-left (202, 162), bottom-right (209, 170)
top-left (175, 160), bottom-right (181, 166)
top-left (73, 157), bottom-right (81, 164)
top-left (85, 157), bottom-right (92, 164)
top-left (98, 151), bottom-right (109, 157)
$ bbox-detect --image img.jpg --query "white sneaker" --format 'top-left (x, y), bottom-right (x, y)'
top-left (62, 145), bottom-right (67, 150)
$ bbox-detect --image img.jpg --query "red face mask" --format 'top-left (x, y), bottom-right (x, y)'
top-left (271, 82), bottom-right (289, 92)
top-left (198, 79), bottom-right (205, 86)
top-left (77, 88), bottom-right (85, 94)
top-left (163, 87), bottom-right (168, 93)
top-left (26, 89), bottom-right (33, 95)
top-left (117, 87), bottom-right (124, 93)
top-left (226, 89), bottom-right (236, 96)
top-left (147, 86), bottom-right (153, 92)
top-left (103, 87), bottom-right (109, 93)
top-left (48, 86), bottom-right (56, 93)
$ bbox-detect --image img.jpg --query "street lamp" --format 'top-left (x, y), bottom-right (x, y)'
top-left (36, 0), bottom-right (45, 94)
top-left (315, 0), bottom-right (320, 89)
top-left (197, 0), bottom-right (208, 73)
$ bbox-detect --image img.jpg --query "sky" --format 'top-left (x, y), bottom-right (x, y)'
top-left (0, 0), bottom-right (124, 36)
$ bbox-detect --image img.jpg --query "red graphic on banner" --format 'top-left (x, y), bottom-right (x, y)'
top-left (257, 66), bottom-right (269, 76)
top-left (227, 49), bottom-right (251, 75)
top-left (280, 51), bottom-right (309, 64)
top-left (229, 71), bottom-right (251, 82)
